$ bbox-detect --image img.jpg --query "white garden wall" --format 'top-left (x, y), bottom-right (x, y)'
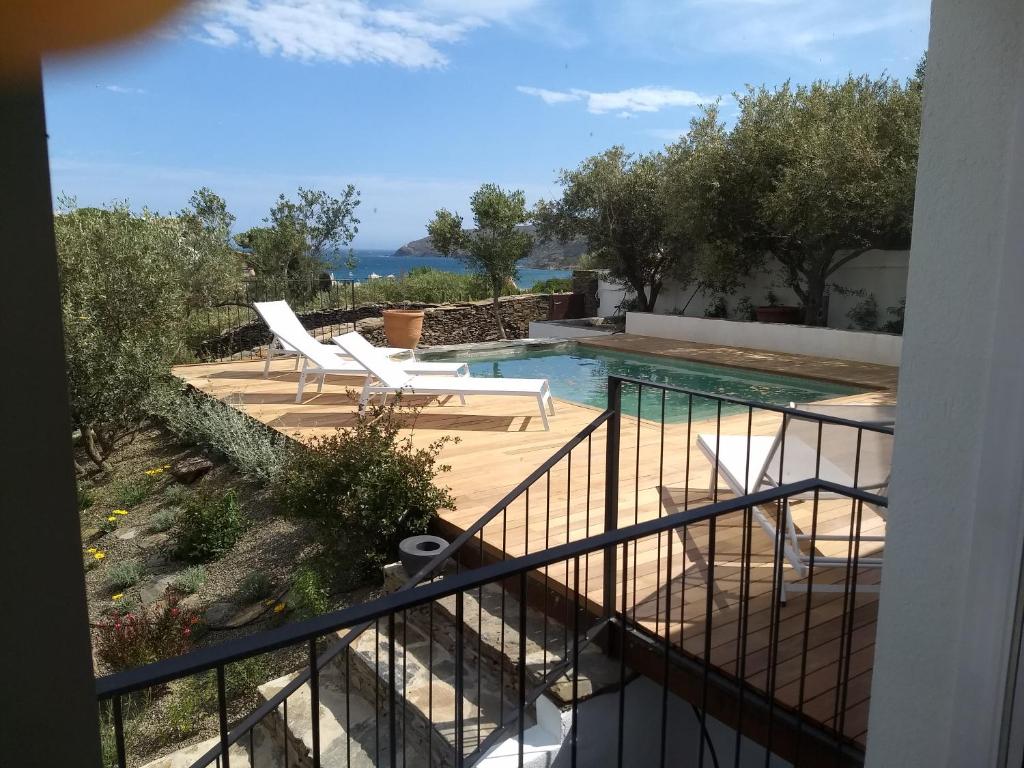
top-left (596, 249), bottom-right (909, 328)
top-left (625, 312), bottom-right (903, 366)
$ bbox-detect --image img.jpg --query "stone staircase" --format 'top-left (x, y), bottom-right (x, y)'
top-left (145, 571), bottom-right (620, 768)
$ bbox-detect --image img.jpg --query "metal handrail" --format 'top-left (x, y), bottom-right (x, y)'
top-left (606, 374), bottom-right (895, 434)
top-left (95, 478), bottom-right (882, 700)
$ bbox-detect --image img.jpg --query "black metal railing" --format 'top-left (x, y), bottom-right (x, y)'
top-left (95, 377), bottom-right (894, 768)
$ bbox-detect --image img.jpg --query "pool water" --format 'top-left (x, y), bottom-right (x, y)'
top-left (424, 344), bottom-right (865, 422)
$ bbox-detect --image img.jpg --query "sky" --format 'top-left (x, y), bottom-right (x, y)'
top-left (43, 0), bottom-right (931, 249)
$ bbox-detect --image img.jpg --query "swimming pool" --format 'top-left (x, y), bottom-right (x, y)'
top-left (422, 343), bottom-right (866, 422)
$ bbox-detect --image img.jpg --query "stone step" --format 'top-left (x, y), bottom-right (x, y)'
top-left (346, 611), bottom-right (531, 763)
top-left (139, 722), bottom-right (282, 768)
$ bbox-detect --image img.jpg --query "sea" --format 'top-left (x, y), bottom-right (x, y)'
top-left (326, 249), bottom-right (572, 289)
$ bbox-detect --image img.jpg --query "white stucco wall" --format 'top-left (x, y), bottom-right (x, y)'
top-left (649, 249), bottom-right (909, 329)
top-left (624, 312), bottom-right (903, 366)
top-left (866, 1), bottom-right (1024, 765)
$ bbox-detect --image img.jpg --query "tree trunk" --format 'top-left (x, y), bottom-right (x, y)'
top-left (628, 278), bottom-right (652, 312)
top-left (82, 426), bottom-right (108, 470)
top-left (802, 272), bottom-right (828, 326)
top-left (492, 292), bottom-right (506, 339)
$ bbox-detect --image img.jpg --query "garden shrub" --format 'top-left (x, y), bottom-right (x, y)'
top-left (95, 590), bottom-right (198, 672)
top-left (238, 571), bottom-right (275, 603)
top-left (173, 489), bottom-right (246, 563)
top-left (148, 508), bottom-right (178, 534)
top-left (112, 475), bottom-right (156, 507)
top-left (290, 563), bottom-right (329, 619)
top-left (78, 484), bottom-right (94, 511)
top-left (847, 294), bottom-right (880, 330)
top-left (172, 565), bottom-right (207, 594)
top-left (273, 401), bottom-right (455, 582)
top-left (151, 384), bottom-right (286, 482)
top-left (527, 276), bottom-right (572, 294)
top-left (105, 560), bottom-right (145, 591)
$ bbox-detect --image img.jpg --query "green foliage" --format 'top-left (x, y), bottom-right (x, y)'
top-left (95, 591), bottom-right (198, 672)
top-left (106, 560), bottom-right (145, 591)
top-left (290, 563), bottom-right (330, 619)
top-left (172, 565), bottom-right (207, 595)
top-left (734, 296), bottom-right (757, 322)
top-left (428, 184), bottom-right (533, 338)
top-left (703, 296), bottom-right (728, 319)
top-left (56, 196), bottom-right (241, 466)
top-left (162, 656), bottom-right (272, 742)
top-left (112, 475), bottom-right (156, 507)
top-left (536, 147), bottom-right (692, 312)
top-left (237, 187), bottom-right (360, 285)
top-left (882, 298), bottom-right (906, 334)
top-left (273, 401), bottom-right (455, 582)
top-left (527, 277), bottom-right (572, 294)
top-left (353, 267), bottom-right (518, 305)
top-left (151, 384), bottom-right (286, 482)
top-left (78, 484), bottom-right (94, 511)
top-left (148, 508), bottom-right (179, 534)
top-left (174, 489), bottom-right (246, 563)
top-left (674, 70), bottom-right (922, 324)
top-left (238, 571), bottom-right (275, 603)
top-left (847, 294), bottom-right (880, 330)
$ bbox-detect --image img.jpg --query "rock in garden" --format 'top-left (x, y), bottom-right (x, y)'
top-left (204, 600), bottom-right (238, 628)
top-left (170, 457), bottom-right (214, 484)
top-left (113, 526), bottom-right (139, 541)
top-left (140, 575), bottom-right (175, 605)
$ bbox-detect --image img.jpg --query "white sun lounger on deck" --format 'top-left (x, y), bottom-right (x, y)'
top-left (696, 403), bottom-right (895, 598)
top-left (253, 300), bottom-right (411, 377)
top-left (332, 331), bottom-right (556, 430)
top-left (255, 303), bottom-right (469, 403)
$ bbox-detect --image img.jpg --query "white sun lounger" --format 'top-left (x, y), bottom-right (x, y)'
top-left (332, 331), bottom-right (556, 430)
top-left (253, 300), bottom-right (412, 377)
top-left (696, 403), bottom-right (895, 598)
top-left (254, 303), bottom-right (470, 403)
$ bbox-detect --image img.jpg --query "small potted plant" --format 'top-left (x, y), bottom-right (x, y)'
top-left (755, 289), bottom-right (803, 324)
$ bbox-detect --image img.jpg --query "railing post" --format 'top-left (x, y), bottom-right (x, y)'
top-left (603, 376), bottom-right (622, 622)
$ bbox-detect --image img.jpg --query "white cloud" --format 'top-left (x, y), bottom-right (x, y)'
top-left (646, 127), bottom-right (687, 141)
top-left (103, 85), bottom-right (146, 94)
top-left (190, 0), bottom-right (544, 69)
top-left (517, 85), bottom-right (713, 115)
top-left (594, 0), bottom-right (930, 65)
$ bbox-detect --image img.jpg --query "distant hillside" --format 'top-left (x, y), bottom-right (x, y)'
top-left (393, 225), bottom-right (587, 269)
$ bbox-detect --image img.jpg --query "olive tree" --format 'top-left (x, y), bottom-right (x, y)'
top-left (684, 70), bottom-right (922, 325)
top-left (427, 184), bottom-right (532, 339)
top-left (236, 187), bottom-right (360, 291)
top-left (56, 200), bottom-right (194, 467)
top-left (534, 147), bottom-right (691, 312)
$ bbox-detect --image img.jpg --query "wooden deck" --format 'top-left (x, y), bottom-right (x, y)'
top-left (173, 337), bottom-right (897, 754)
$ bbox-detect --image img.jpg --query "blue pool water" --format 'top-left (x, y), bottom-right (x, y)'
top-left (424, 344), bottom-right (865, 422)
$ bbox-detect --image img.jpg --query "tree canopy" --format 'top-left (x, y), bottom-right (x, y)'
top-left (427, 183), bottom-right (533, 338)
top-left (674, 69), bottom-right (922, 324)
top-left (534, 147), bottom-right (693, 312)
top-left (236, 186), bottom-right (360, 285)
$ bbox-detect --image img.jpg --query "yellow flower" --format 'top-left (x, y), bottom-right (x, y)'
top-left (86, 547), bottom-right (97, 554)
top-left (94, 551), bottom-right (106, 560)
top-left (107, 515), bottom-right (117, 522)
top-left (163, 464), bottom-right (172, 469)
top-left (112, 593), bottom-right (124, 601)
top-left (273, 602), bottom-right (286, 614)
top-left (113, 509), bottom-right (128, 516)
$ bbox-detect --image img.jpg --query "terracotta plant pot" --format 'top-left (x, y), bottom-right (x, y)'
top-left (755, 306), bottom-right (804, 324)
top-left (382, 309), bottom-right (425, 349)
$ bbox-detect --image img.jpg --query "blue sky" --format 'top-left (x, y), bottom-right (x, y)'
top-left (43, 0), bottom-right (931, 249)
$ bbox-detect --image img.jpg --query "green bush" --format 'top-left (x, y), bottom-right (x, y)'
top-left (352, 267), bottom-right (520, 305)
top-left (527, 277), bottom-right (572, 294)
top-left (78, 484), bottom-right (94, 511)
top-left (112, 475), bottom-right (156, 507)
top-left (238, 571), bottom-right (275, 603)
top-left (148, 508), bottom-right (178, 534)
top-left (105, 560), bottom-right (145, 591)
top-left (172, 565), bottom-right (207, 595)
top-left (95, 591), bottom-right (198, 672)
top-left (173, 489), bottom-right (246, 563)
top-left (290, 563), bottom-right (329, 619)
top-left (151, 385), bottom-right (286, 482)
top-left (273, 401), bottom-right (455, 582)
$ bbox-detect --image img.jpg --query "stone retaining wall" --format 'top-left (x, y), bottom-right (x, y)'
top-left (196, 294), bottom-right (555, 360)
